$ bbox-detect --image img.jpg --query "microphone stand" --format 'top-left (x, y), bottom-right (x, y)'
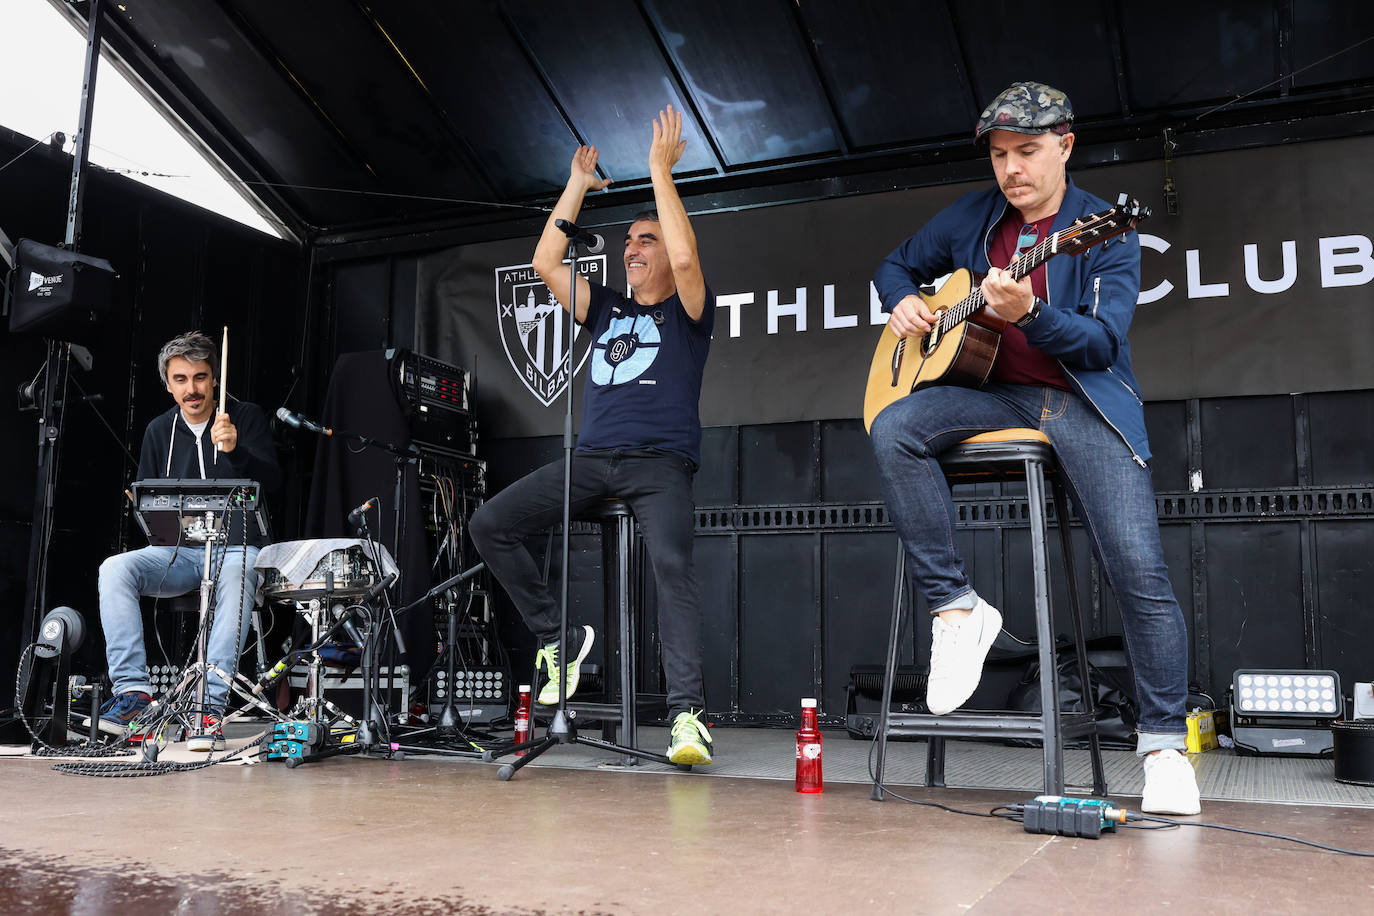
top-left (279, 416), bottom-right (419, 749)
top-left (485, 226), bottom-right (671, 779)
top-left (375, 561), bottom-right (490, 759)
top-left (351, 512), bottom-right (395, 749)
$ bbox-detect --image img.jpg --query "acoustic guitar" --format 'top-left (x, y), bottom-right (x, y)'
top-left (863, 194), bottom-right (1150, 432)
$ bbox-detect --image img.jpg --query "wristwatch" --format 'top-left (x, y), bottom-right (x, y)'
top-left (1015, 298), bottom-right (1042, 328)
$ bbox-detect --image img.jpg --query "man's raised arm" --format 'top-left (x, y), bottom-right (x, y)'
top-left (531, 145), bottom-right (612, 323)
top-left (647, 105), bottom-right (706, 320)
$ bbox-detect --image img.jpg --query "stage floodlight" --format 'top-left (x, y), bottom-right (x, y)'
top-left (1231, 669), bottom-right (1343, 757)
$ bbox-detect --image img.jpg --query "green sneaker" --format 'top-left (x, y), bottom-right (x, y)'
top-left (667, 709), bottom-right (713, 765)
top-left (535, 625), bottom-right (595, 705)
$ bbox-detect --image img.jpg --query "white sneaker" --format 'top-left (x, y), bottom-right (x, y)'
top-left (925, 597), bottom-right (1002, 715)
top-left (1140, 748), bottom-right (1201, 815)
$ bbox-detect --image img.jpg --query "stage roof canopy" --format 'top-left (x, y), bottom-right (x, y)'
top-left (77, 0), bottom-right (1374, 243)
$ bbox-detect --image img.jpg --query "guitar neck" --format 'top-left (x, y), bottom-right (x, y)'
top-left (940, 231), bottom-right (1062, 330)
top-left (927, 198), bottom-right (1145, 334)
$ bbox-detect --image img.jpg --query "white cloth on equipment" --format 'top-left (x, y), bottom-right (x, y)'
top-left (252, 538), bottom-right (398, 599)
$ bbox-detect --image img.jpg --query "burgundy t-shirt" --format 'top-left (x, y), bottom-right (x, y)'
top-left (987, 212), bottom-right (1069, 389)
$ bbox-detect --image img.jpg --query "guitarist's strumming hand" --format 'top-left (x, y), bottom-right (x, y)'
top-left (981, 256), bottom-right (1036, 324)
top-left (889, 294), bottom-right (939, 339)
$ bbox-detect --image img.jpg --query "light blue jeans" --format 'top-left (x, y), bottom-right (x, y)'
top-left (870, 383), bottom-right (1189, 754)
top-left (98, 544), bottom-right (261, 710)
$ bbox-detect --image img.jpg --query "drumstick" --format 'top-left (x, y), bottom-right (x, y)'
top-left (216, 325), bottom-right (228, 457)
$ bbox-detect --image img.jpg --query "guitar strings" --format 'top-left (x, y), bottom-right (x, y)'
top-left (936, 231), bottom-right (1055, 332)
top-left (934, 211), bottom-right (1121, 334)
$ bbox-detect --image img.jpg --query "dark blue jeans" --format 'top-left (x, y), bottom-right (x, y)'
top-left (469, 448), bottom-right (704, 717)
top-left (869, 383), bottom-right (1188, 750)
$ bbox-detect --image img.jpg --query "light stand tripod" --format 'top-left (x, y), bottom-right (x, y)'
top-left (486, 223), bottom-right (671, 780)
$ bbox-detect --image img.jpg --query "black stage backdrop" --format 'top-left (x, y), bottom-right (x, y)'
top-left (417, 135), bottom-right (1374, 437)
top-left (0, 128), bottom-right (308, 710)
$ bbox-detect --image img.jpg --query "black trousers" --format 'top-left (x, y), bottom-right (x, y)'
top-left (469, 448), bottom-right (704, 716)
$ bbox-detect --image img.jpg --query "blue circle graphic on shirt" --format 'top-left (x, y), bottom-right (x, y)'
top-left (591, 314), bottom-right (660, 385)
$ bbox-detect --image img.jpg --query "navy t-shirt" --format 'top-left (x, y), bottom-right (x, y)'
top-left (575, 281), bottom-right (715, 466)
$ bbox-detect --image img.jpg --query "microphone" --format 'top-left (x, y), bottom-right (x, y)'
top-left (554, 218), bottom-right (604, 253)
top-left (364, 572), bottom-right (398, 603)
top-left (251, 658), bottom-right (290, 697)
top-left (340, 617), bottom-right (365, 648)
top-left (276, 407), bottom-right (333, 437)
top-left (347, 498), bottom-right (376, 530)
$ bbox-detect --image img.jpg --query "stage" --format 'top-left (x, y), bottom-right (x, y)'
top-left (2, 724), bottom-right (1371, 915)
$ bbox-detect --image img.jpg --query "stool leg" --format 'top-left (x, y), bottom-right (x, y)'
top-left (926, 737), bottom-right (946, 787)
top-left (872, 541), bottom-right (909, 801)
top-left (1052, 478), bottom-right (1107, 796)
top-left (599, 524), bottom-right (618, 744)
top-left (618, 514), bottom-right (638, 764)
top-left (1026, 459), bottom-right (1064, 795)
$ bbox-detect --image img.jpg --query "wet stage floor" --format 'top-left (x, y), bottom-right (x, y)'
top-left (2, 737), bottom-right (1374, 915)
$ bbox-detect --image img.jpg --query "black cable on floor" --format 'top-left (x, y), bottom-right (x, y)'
top-left (50, 732), bottom-right (268, 778)
top-left (865, 730), bottom-right (1023, 821)
top-left (864, 725), bottom-right (1374, 856)
top-left (1130, 814), bottom-right (1374, 857)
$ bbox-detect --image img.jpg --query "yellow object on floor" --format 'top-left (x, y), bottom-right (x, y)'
top-left (1186, 708), bottom-right (1218, 754)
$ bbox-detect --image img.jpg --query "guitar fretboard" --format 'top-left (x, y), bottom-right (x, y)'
top-left (936, 230), bottom-right (1062, 333)
top-left (886, 200), bottom-right (1142, 366)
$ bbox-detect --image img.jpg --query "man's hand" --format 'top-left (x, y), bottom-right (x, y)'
top-left (648, 105), bottom-right (687, 177)
top-left (570, 145), bottom-right (612, 192)
top-left (981, 259), bottom-right (1035, 323)
top-left (888, 294), bottom-right (940, 339)
top-left (211, 412), bottom-right (238, 454)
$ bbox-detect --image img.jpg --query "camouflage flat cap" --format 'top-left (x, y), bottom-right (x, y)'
top-left (974, 81), bottom-right (1074, 141)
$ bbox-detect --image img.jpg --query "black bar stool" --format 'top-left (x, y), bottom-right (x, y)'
top-left (563, 498), bottom-right (664, 763)
top-left (871, 428), bottom-right (1107, 799)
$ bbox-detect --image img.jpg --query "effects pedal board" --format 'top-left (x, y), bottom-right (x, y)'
top-left (1021, 796), bottom-right (1127, 839)
top-left (265, 721), bottom-right (324, 762)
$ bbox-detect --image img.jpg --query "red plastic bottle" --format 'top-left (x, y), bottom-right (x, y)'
top-left (795, 697), bottom-right (823, 793)
top-left (513, 684), bottom-right (532, 756)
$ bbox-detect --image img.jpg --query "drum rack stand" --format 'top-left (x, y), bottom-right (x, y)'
top-left (253, 572), bottom-right (396, 765)
top-left (282, 593), bottom-right (367, 733)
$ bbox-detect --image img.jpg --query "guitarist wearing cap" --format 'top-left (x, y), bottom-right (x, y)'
top-left (868, 81), bottom-right (1199, 816)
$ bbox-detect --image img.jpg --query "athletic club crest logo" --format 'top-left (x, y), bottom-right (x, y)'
top-left (494, 257), bottom-right (604, 406)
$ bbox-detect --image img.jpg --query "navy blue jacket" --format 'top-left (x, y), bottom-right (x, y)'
top-left (873, 177), bottom-right (1152, 463)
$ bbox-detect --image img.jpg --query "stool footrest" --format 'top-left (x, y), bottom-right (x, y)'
top-left (883, 710), bottom-right (1099, 742)
top-left (559, 695), bottom-right (668, 725)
